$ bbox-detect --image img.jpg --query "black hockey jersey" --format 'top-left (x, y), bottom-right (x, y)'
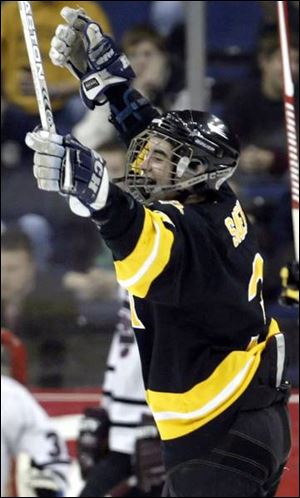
top-left (94, 182), bottom-right (284, 469)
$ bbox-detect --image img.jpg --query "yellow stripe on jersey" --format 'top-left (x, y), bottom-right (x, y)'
top-left (128, 293), bottom-right (145, 329)
top-left (115, 208), bottom-right (175, 298)
top-left (146, 319), bottom-right (280, 440)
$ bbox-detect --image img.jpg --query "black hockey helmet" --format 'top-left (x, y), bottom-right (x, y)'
top-left (124, 110), bottom-right (240, 203)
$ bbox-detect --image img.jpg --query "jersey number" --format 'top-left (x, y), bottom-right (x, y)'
top-left (248, 253), bottom-right (266, 323)
top-left (46, 432), bottom-right (61, 458)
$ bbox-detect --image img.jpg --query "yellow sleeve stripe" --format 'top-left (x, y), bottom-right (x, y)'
top-left (146, 319), bottom-right (280, 440)
top-left (115, 208), bottom-right (174, 298)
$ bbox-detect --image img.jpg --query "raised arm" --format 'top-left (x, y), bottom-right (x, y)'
top-left (49, 7), bottom-right (159, 145)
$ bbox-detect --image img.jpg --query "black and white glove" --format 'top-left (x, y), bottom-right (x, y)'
top-left (279, 261), bottom-right (299, 307)
top-left (49, 7), bottom-right (135, 109)
top-left (25, 129), bottom-right (110, 218)
top-left (77, 407), bottom-right (110, 480)
top-left (133, 415), bottom-right (165, 494)
top-left (26, 460), bottom-right (65, 497)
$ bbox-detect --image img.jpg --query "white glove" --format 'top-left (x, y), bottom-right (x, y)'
top-left (49, 7), bottom-right (135, 109)
top-left (22, 464), bottom-right (64, 497)
top-left (25, 129), bottom-right (110, 218)
top-left (25, 130), bottom-right (65, 192)
top-left (50, 7), bottom-right (89, 79)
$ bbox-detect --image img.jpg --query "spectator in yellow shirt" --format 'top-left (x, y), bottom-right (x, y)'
top-left (1, 1), bottom-right (112, 150)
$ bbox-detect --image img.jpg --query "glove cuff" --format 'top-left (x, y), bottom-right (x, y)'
top-left (80, 61), bottom-right (135, 109)
top-left (80, 72), bottom-right (125, 109)
top-left (69, 197), bottom-right (92, 217)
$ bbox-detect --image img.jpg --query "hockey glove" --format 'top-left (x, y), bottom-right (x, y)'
top-left (25, 129), bottom-right (110, 218)
top-left (50, 7), bottom-right (135, 109)
top-left (133, 415), bottom-right (165, 494)
top-left (77, 407), bottom-right (110, 480)
top-left (26, 460), bottom-right (65, 497)
top-left (279, 261), bottom-right (299, 307)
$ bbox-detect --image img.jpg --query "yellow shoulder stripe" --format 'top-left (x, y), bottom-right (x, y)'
top-left (115, 208), bottom-right (174, 298)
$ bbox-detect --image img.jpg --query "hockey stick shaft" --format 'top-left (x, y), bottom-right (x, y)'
top-left (277, 1), bottom-right (299, 262)
top-left (18, 1), bottom-right (56, 133)
top-left (18, 1), bottom-right (74, 192)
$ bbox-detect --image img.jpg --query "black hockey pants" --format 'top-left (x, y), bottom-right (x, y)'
top-left (162, 401), bottom-right (291, 497)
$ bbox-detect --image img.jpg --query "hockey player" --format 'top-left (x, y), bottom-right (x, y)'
top-left (1, 374), bottom-right (70, 497)
top-left (77, 288), bottom-right (164, 497)
top-left (25, 8), bottom-right (292, 497)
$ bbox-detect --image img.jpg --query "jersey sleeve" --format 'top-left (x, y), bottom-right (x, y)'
top-left (104, 85), bottom-right (160, 146)
top-left (93, 187), bottom-right (211, 304)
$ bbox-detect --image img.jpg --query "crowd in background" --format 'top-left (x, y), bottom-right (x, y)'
top-left (1, 0), bottom-right (299, 387)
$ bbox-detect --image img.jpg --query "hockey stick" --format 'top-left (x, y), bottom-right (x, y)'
top-left (277, 1), bottom-right (299, 262)
top-left (18, 1), bottom-right (74, 193)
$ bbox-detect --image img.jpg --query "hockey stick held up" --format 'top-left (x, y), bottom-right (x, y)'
top-left (18, 0), bottom-right (74, 193)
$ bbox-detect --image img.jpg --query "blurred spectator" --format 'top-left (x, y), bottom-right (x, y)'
top-left (223, 24), bottom-right (298, 179)
top-left (2, 214), bottom-right (53, 271)
top-left (1, 228), bottom-right (80, 386)
top-left (73, 24), bottom-right (174, 148)
top-left (223, 25), bottom-right (298, 300)
top-left (73, 19), bottom-right (207, 149)
top-left (1, 1), bottom-right (112, 160)
top-left (18, 213), bottom-right (54, 271)
top-left (122, 24), bottom-right (170, 110)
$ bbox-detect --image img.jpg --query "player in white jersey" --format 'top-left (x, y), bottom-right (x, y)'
top-left (102, 288), bottom-right (152, 454)
top-left (78, 289), bottom-right (164, 496)
top-left (1, 375), bottom-right (70, 497)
